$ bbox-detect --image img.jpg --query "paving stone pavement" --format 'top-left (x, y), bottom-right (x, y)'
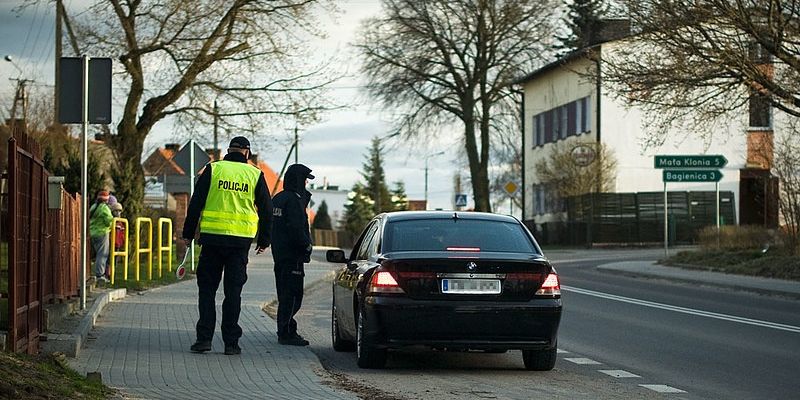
top-left (69, 252), bottom-right (357, 400)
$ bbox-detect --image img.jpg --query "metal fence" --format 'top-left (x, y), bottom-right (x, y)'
top-left (2, 132), bottom-right (83, 354)
top-left (532, 191), bottom-right (736, 246)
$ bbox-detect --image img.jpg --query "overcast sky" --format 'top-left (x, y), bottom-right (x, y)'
top-left (0, 0), bottom-right (498, 212)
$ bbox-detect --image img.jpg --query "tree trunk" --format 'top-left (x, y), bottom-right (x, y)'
top-left (463, 108), bottom-right (492, 212)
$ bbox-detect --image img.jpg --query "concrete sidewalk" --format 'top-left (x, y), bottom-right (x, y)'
top-left (597, 261), bottom-right (800, 298)
top-left (68, 252), bottom-right (356, 400)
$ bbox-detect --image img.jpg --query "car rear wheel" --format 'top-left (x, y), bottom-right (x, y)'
top-left (522, 344), bottom-right (557, 371)
top-left (331, 302), bottom-right (355, 352)
top-left (356, 308), bottom-right (387, 369)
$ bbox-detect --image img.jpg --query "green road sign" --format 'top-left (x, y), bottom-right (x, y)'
top-left (663, 169), bottom-right (723, 182)
top-left (654, 155), bottom-right (728, 169)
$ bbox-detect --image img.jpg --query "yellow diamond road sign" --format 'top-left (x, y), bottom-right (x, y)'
top-left (504, 181), bottom-right (518, 195)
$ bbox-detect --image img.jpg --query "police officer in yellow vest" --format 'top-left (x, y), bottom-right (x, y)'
top-left (182, 136), bottom-right (272, 355)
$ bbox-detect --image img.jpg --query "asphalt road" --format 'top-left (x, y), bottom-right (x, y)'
top-left (296, 248), bottom-right (800, 399)
top-left (547, 248), bottom-right (800, 400)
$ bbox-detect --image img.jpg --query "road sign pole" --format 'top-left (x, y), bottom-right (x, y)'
top-left (80, 55), bottom-right (89, 310)
top-left (664, 181), bottom-right (668, 258)
top-left (716, 181), bottom-right (721, 248)
top-left (189, 140), bottom-right (195, 271)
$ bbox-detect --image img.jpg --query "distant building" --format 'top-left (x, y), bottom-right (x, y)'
top-left (516, 29), bottom-right (779, 242)
top-left (308, 181), bottom-right (348, 230)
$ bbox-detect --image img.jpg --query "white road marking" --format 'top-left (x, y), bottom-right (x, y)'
top-left (564, 357), bottom-right (602, 365)
top-left (639, 384), bottom-right (686, 393)
top-left (556, 349), bottom-right (569, 354)
top-left (599, 369), bottom-right (640, 378)
top-left (563, 285), bottom-right (800, 334)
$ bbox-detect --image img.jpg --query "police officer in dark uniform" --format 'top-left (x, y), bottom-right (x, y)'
top-left (183, 136), bottom-right (272, 355)
top-left (271, 163), bottom-right (314, 346)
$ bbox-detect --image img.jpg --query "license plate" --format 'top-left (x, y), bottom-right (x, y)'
top-left (441, 278), bottom-right (501, 294)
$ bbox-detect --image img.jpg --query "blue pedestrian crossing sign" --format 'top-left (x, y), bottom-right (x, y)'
top-left (454, 194), bottom-right (467, 207)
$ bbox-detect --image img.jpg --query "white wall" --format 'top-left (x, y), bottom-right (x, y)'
top-left (599, 42), bottom-right (749, 222)
top-left (522, 56), bottom-right (597, 221)
top-left (522, 42), bottom-right (755, 225)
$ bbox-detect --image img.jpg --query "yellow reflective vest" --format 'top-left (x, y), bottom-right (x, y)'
top-left (200, 160), bottom-right (261, 238)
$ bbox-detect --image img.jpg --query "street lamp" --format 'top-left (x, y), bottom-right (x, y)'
top-left (424, 150), bottom-right (446, 209)
top-left (4, 55), bottom-right (24, 76)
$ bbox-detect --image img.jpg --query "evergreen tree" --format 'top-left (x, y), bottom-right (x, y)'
top-left (391, 181), bottom-right (409, 211)
top-left (312, 200), bottom-right (333, 230)
top-left (342, 183), bottom-right (375, 240)
top-left (555, 0), bottom-right (606, 54)
top-left (362, 137), bottom-right (394, 214)
top-left (44, 143), bottom-right (107, 198)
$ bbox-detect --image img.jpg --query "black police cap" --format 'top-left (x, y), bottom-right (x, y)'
top-left (229, 136), bottom-right (251, 150)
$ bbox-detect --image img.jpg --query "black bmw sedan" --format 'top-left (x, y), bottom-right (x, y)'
top-left (327, 211), bottom-right (562, 370)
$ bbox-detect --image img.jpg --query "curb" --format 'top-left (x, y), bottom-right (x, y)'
top-left (597, 262), bottom-right (800, 299)
top-left (41, 288), bottom-right (127, 357)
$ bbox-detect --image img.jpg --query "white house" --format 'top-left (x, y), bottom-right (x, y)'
top-left (516, 31), bottom-right (779, 243)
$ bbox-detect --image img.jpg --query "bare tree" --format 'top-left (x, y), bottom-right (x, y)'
top-left (58, 0), bottom-right (336, 217)
top-left (772, 129), bottom-right (800, 254)
top-left (356, 0), bottom-right (558, 212)
top-left (602, 1), bottom-right (800, 146)
top-left (534, 140), bottom-right (617, 200)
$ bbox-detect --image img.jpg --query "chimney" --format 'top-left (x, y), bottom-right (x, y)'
top-left (592, 19), bottom-right (631, 45)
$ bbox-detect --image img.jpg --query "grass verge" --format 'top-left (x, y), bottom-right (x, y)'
top-left (0, 352), bottom-right (114, 399)
top-left (663, 249), bottom-right (800, 281)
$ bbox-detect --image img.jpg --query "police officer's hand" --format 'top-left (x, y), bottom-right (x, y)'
top-left (255, 246), bottom-right (267, 255)
top-left (183, 238), bottom-right (192, 247)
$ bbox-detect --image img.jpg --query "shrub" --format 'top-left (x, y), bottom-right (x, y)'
top-left (697, 225), bottom-right (777, 251)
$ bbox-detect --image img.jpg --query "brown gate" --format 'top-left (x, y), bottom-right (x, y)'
top-left (7, 134), bottom-right (46, 354)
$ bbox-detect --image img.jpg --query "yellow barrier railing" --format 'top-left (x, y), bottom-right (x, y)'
top-left (109, 217), bottom-right (129, 285)
top-left (135, 217), bottom-right (153, 281)
top-left (157, 218), bottom-right (173, 279)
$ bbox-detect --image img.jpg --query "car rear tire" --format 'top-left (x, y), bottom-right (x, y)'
top-left (331, 302), bottom-right (355, 352)
top-left (522, 345), bottom-right (557, 371)
top-left (356, 308), bottom-right (387, 369)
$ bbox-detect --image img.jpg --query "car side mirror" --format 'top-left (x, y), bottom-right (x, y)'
top-left (326, 249), bottom-right (348, 263)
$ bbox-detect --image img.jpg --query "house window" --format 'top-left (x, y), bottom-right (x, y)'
top-left (749, 93), bottom-right (772, 128)
top-left (581, 97), bottom-right (591, 133)
top-left (551, 109), bottom-right (560, 142)
top-left (575, 99), bottom-right (582, 134)
top-left (567, 102), bottom-right (577, 136)
top-left (560, 105), bottom-right (568, 139)
top-left (532, 114), bottom-right (540, 147)
top-left (538, 114), bottom-right (545, 145)
top-left (534, 185), bottom-right (546, 215)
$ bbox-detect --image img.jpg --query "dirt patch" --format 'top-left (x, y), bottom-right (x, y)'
top-left (315, 364), bottom-right (409, 400)
top-left (0, 351), bottom-right (115, 399)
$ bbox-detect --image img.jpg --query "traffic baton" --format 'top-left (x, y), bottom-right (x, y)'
top-left (176, 242), bottom-right (191, 280)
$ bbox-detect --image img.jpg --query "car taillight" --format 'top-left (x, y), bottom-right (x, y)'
top-left (535, 273), bottom-right (561, 296)
top-left (368, 271), bottom-right (405, 294)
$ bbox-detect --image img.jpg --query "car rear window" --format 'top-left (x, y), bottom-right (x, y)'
top-left (383, 219), bottom-right (538, 253)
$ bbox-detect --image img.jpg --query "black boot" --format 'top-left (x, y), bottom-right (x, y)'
top-left (190, 341), bottom-right (212, 353)
top-left (224, 343), bottom-right (241, 355)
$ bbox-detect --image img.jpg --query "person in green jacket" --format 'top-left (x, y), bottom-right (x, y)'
top-left (89, 190), bottom-right (114, 282)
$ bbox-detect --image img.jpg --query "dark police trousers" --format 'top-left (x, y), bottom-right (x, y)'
top-left (196, 245), bottom-right (249, 345)
top-left (274, 261), bottom-right (304, 338)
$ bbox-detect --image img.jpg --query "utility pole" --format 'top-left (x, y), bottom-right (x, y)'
top-left (213, 100), bottom-right (219, 159)
top-left (8, 79), bottom-right (28, 135)
top-left (55, 0), bottom-right (64, 119)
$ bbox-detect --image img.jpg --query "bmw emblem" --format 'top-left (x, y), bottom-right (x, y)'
top-left (467, 262), bottom-right (477, 271)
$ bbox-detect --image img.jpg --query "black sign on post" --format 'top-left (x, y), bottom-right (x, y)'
top-left (58, 57), bottom-right (112, 124)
